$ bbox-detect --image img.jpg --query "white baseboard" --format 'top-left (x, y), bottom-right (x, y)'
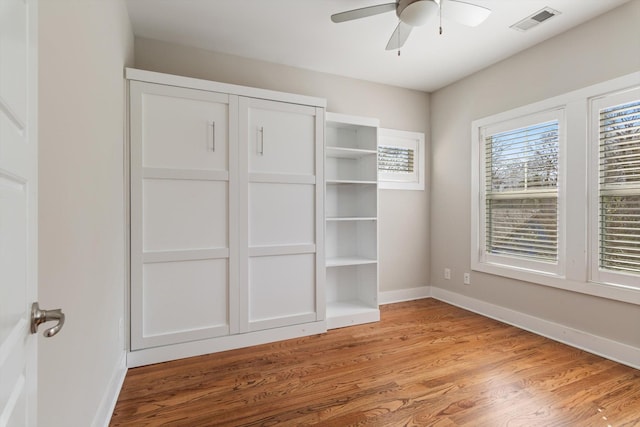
top-left (430, 286), bottom-right (640, 370)
top-left (92, 351), bottom-right (128, 427)
top-left (128, 321), bottom-right (327, 368)
top-left (379, 286), bottom-right (431, 305)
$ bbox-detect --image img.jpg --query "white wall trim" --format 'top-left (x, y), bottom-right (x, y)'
top-left (379, 286), bottom-right (431, 304)
top-left (128, 321), bottom-right (327, 368)
top-left (430, 286), bottom-right (640, 370)
top-left (91, 352), bottom-right (128, 427)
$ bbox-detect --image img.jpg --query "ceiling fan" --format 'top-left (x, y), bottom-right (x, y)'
top-left (331, 0), bottom-right (492, 51)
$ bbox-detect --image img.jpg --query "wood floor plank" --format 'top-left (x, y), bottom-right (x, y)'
top-left (111, 299), bottom-right (640, 426)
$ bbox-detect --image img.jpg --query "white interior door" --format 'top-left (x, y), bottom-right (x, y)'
top-left (0, 0), bottom-right (38, 425)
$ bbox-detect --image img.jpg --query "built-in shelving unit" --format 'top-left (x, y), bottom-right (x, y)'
top-left (325, 112), bottom-right (380, 329)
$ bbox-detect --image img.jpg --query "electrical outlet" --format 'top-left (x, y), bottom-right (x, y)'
top-left (464, 273), bottom-right (471, 285)
top-left (444, 268), bottom-right (451, 280)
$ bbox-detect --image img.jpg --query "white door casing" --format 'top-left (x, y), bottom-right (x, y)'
top-left (0, 0), bottom-right (38, 425)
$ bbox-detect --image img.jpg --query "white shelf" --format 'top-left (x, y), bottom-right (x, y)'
top-left (326, 112), bottom-right (379, 129)
top-left (326, 217), bottom-right (377, 222)
top-left (326, 146), bottom-right (377, 159)
top-left (326, 301), bottom-right (380, 329)
top-left (326, 256), bottom-right (377, 267)
top-left (326, 179), bottom-right (377, 185)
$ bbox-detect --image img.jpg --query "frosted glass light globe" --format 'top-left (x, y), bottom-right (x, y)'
top-left (399, 0), bottom-right (438, 26)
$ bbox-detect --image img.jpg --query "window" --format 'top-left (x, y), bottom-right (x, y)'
top-left (475, 109), bottom-right (564, 276)
top-left (471, 73), bottom-right (640, 304)
top-left (485, 120), bottom-right (559, 262)
top-left (591, 88), bottom-right (640, 287)
top-left (378, 128), bottom-right (425, 190)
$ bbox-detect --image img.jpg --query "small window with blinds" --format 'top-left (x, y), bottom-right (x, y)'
top-left (597, 98), bottom-right (640, 276)
top-left (378, 128), bottom-right (425, 191)
top-left (484, 120), bottom-right (559, 263)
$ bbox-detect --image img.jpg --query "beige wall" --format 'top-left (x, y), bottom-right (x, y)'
top-left (430, 0), bottom-right (640, 347)
top-left (38, 1), bottom-right (134, 425)
top-left (135, 37), bottom-right (431, 293)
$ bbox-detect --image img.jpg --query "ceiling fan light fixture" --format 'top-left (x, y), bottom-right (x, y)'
top-left (398, 0), bottom-right (438, 26)
top-left (442, 0), bottom-right (491, 27)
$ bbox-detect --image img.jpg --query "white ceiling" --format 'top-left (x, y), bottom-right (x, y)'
top-left (125, 0), bottom-right (630, 92)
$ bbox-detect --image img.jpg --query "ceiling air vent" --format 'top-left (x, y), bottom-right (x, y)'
top-left (510, 7), bottom-right (560, 32)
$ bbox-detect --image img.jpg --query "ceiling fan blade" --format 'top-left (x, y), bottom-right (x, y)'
top-left (443, 0), bottom-right (491, 27)
top-left (385, 21), bottom-right (413, 51)
top-left (331, 3), bottom-right (397, 23)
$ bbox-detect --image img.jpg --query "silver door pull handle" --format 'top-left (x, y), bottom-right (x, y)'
top-left (31, 302), bottom-right (65, 338)
top-left (258, 126), bottom-right (264, 155)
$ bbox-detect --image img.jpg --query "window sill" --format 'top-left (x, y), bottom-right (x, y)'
top-left (379, 181), bottom-right (424, 191)
top-left (472, 261), bottom-right (640, 306)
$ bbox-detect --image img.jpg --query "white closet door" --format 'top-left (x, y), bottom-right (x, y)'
top-left (130, 82), bottom-right (238, 349)
top-left (247, 102), bottom-right (315, 176)
top-left (239, 98), bottom-right (325, 332)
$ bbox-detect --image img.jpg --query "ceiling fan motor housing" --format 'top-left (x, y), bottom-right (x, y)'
top-left (397, 0), bottom-right (438, 26)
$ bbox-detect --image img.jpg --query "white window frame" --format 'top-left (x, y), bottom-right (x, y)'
top-left (474, 108), bottom-right (566, 278)
top-left (589, 87), bottom-right (640, 290)
top-left (378, 128), bottom-right (425, 191)
top-left (471, 72), bottom-right (640, 306)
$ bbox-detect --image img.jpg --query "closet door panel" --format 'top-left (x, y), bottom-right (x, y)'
top-left (239, 97), bottom-right (324, 333)
top-left (140, 84), bottom-right (229, 171)
top-left (130, 81), bottom-right (238, 350)
top-left (142, 259), bottom-right (229, 342)
top-left (248, 254), bottom-right (316, 329)
top-left (247, 100), bottom-right (316, 175)
top-left (143, 179), bottom-right (228, 251)
top-left (249, 183), bottom-right (314, 246)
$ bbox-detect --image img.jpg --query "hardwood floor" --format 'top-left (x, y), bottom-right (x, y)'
top-left (111, 299), bottom-right (640, 426)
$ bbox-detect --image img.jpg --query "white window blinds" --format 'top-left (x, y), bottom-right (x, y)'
top-left (485, 120), bottom-right (559, 262)
top-left (598, 99), bottom-right (640, 274)
top-left (378, 145), bottom-right (414, 173)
